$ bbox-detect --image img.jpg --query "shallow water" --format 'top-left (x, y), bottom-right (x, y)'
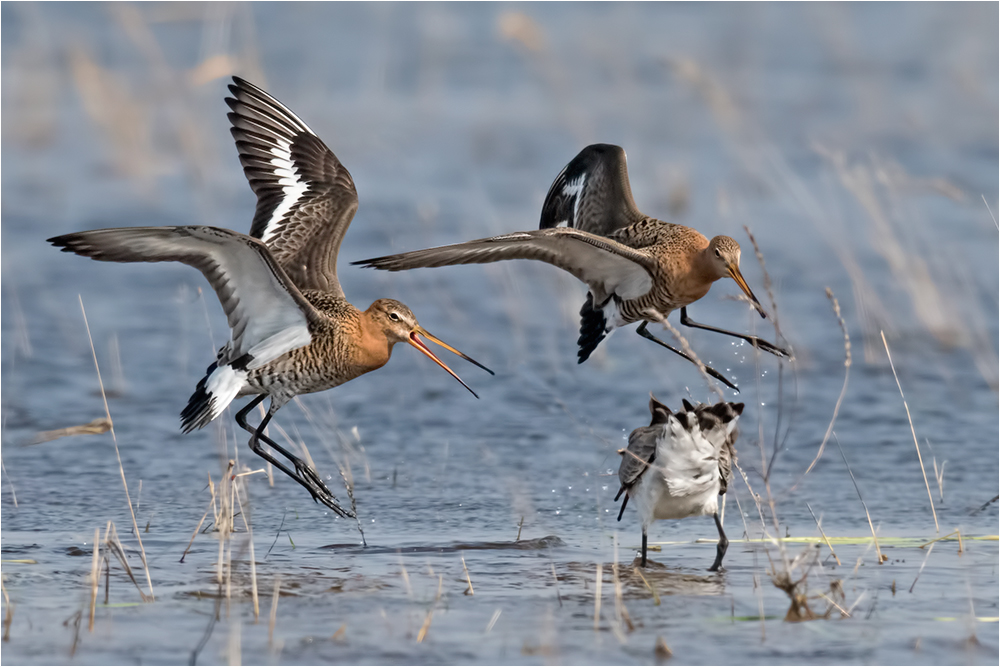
top-left (2, 3), bottom-right (998, 665)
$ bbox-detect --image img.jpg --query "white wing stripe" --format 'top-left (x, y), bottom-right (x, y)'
top-left (562, 174), bottom-right (586, 227)
top-left (261, 141), bottom-right (309, 244)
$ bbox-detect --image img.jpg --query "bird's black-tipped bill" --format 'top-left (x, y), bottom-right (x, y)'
top-left (728, 265), bottom-right (767, 319)
top-left (416, 328), bottom-right (494, 376)
top-left (408, 330), bottom-right (485, 398)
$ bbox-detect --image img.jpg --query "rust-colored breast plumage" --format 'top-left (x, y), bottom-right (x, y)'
top-left (610, 218), bottom-right (712, 321)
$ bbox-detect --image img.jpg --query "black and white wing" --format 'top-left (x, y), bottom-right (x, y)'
top-left (354, 227), bottom-right (656, 305)
top-left (226, 76), bottom-right (358, 296)
top-left (48, 226), bottom-right (322, 370)
top-left (539, 144), bottom-right (646, 236)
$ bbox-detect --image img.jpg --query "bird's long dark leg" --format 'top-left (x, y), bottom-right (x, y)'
top-left (709, 512), bottom-right (728, 572)
top-left (234, 397), bottom-right (351, 518)
top-left (636, 322), bottom-right (739, 392)
top-left (641, 529), bottom-right (647, 567)
top-left (680, 307), bottom-right (790, 359)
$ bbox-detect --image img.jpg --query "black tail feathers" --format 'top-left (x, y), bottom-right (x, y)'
top-left (180, 362), bottom-right (218, 433)
top-left (577, 293), bottom-right (609, 363)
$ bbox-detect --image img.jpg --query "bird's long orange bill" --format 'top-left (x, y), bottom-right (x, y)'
top-left (408, 330), bottom-right (487, 399)
top-left (728, 265), bottom-right (767, 319)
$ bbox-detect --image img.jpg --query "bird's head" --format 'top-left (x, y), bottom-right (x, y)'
top-left (367, 299), bottom-right (493, 397)
top-left (706, 236), bottom-right (766, 318)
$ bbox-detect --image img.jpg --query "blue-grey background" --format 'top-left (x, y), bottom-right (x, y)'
top-left (2, 3), bottom-right (997, 664)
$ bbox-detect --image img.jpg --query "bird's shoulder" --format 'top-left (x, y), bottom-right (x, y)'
top-left (301, 290), bottom-right (360, 328)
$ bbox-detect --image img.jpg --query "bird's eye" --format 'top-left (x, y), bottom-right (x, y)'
top-left (714, 248), bottom-right (721, 258)
top-left (389, 312), bottom-right (400, 322)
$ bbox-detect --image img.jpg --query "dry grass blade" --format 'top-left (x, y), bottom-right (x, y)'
top-left (180, 492), bottom-right (214, 563)
top-left (461, 554), bottom-right (474, 596)
top-left (920, 529), bottom-right (964, 554)
top-left (0, 456), bottom-right (16, 508)
top-left (834, 435), bottom-right (886, 563)
top-left (633, 566), bottom-right (660, 606)
top-left (644, 309), bottom-right (726, 402)
top-left (1, 578), bottom-right (12, 642)
top-left (268, 575), bottom-right (281, 648)
top-left (881, 331), bottom-right (939, 533)
top-left (232, 480), bottom-right (259, 620)
top-left (910, 543), bottom-right (934, 593)
top-left (611, 541), bottom-right (634, 638)
top-left (104, 522), bottom-right (152, 601)
top-left (78, 296), bottom-right (154, 600)
top-left (30, 417), bottom-right (112, 444)
top-left (593, 563), bottom-right (603, 631)
top-left (983, 194), bottom-right (999, 230)
top-left (797, 289), bottom-right (851, 484)
top-left (485, 609), bottom-right (502, 634)
top-left (805, 502), bottom-right (841, 566)
top-left (88, 527), bottom-right (100, 632)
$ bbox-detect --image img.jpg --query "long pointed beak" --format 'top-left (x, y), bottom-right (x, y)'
top-left (728, 264), bottom-right (767, 319)
top-left (408, 328), bottom-right (492, 399)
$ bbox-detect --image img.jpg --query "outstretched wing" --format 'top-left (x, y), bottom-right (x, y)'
top-left (226, 76), bottom-right (358, 296)
top-left (48, 226), bottom-right (321, 370)
top-left (539, 144), bottom-right (645, 236)
top-left (354, 227), bottom-right (656, 304)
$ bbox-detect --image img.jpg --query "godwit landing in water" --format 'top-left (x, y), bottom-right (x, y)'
top-left (615, 396), bottom-right (743, 570)
top-left (355, 144), bottom-right (789, 391)
top-left (50, 77), bottom-right (492, 517)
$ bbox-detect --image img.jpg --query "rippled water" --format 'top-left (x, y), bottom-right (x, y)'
top-left (2, 3), bottom-right (998, 665)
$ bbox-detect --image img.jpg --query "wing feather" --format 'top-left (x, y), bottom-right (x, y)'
top-left (48, 226), bottom-right (321, 370)
top-left (226, 77), bottom-right (358, 295)
top-left (354, 227), bottom-right (655, 303)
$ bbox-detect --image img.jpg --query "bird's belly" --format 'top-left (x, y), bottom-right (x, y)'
top-left (634, 468), bottom-right (720, 522)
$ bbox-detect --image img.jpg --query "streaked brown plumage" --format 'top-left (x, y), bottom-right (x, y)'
top-left (49, 77), bottom-right (492, 518)
top-left (355, 144), bottom-right (789, 392)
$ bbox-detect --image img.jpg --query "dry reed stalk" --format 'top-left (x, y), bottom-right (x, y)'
top-left (633, 567), bottom-right (660, 606)
top-left (181, 492), bottom-right (214, 563)
top-left (228, 616), bottom-right (241, 666)
top-left (909, 543), bottom-right (934, 593)
top-left (611, 538), bottom-right (634, 639)
top-left (88, 527), bottom-right (99, 632)
top-left (834, 435), bottom-right (886, 563)
top-left (549, 562), bottom-right (563, 607)
top-left (593, 563), bottom-right (602, 631)
top-left (78, 296), bottom-right (154, 600)
top-left (0, 456), bottom-right (16, 508)
top-left (103, 522), bottom-right (151, 600)
top-left (881, 331), bottom-right (939, 532)
top-left (982, 194), bottom-right (999, 230)
top-left (416, 575), bottom-right (443, 643)
top-left (644, 309), bottom-right (727, 402)
top-left (516, 516), bottom-right (524, 541)
top-left (30, 417), bottom-right (112, 444)
top-left (331, 624), bottom-right (346, 642)
top-left (805, 503), bottom-right (841, 565)
top-left (232, 479), bottom-right (259, 620)
top-left (398, 556), bottom-right (413, 597)
top-left (931, 450), bottom-right (946, 502)
top-left (654, 636), bottom-right (673, 660)
top-left (1, 579), bottom-right (12, 642)
top-left (485, 609), bottom-right (502, 634)
top-left (796, 289), bottom-right (851, 484)
top-left (920, 529), bottom-right (964, 554)
top-left (461, 554), bottom-right (474, 595)
top-left (268, 575), bottom-right (281, 648)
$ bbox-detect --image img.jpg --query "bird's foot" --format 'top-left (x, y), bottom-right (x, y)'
top-left (708, 564), bottom-right (726, 573)
top-left (295, 461), bottom-right (353, 518)
top-left (750, 337), bottom-right (791, 359)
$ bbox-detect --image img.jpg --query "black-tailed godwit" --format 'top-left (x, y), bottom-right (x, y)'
top-left (355, 144), bottom-right (789, 391)
top-left (49, 77), bottom-right (492, 517)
